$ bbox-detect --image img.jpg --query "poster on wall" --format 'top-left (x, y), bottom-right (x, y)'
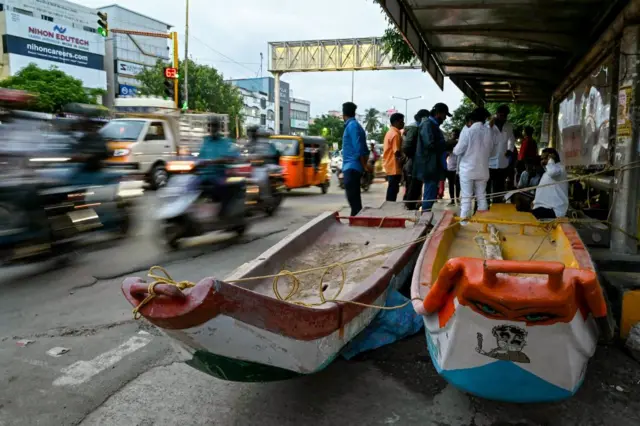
top-left (617, 86), bottom-right (633, 137)
top-left (540, 113), bottom-right (550, 145)
top-left (557, 60), bottom-right (612, 166)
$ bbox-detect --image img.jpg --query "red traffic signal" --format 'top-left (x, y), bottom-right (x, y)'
top-left (164, 67), bottom-right (178, 79)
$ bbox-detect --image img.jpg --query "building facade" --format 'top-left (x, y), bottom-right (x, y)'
top-left (290, 97), bottom-right (310, 135)
top-left (97, 4), bottom-right (171, 98)
top-left (238, 86), bottom-right (275, 133)
top-left (0, 0), bottom-right (106, 89)
top-left (228, 77), bottom-right (290, 134)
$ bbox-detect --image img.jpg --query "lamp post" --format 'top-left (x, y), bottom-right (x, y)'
top-left (392, 95), bottom-right (422, 117)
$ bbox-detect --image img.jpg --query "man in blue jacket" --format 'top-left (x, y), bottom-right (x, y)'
top-left (341, 102), bottom-right (370, 216)
top-left (414, 103), bottom-right (451, 211)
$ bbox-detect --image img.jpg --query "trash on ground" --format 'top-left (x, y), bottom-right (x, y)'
top-left (46, 347), bottom-right (70, 357)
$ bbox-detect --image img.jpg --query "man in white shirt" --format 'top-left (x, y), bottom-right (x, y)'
top-left (487, 105), bottom-right (516, 204)
top-left (453, 108), bottom-right (497, 219)
top-left (532, 148), bottom-right (569, 219)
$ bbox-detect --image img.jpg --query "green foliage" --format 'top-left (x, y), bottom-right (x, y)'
top-left (444, 97), bottom-right (544, 139)
top-left (374, 1), bottom-right (416, 64)
top-left (0, 64), bottom-right (100, 112)
top-left (137, 59), bottom-right (244, 137)
top-left (443, 97), bottom-right (475, 134)
top-left (370, 124), bottom-right (389, 145)
top-left (364, 108), bottom-right (381, 133)
top-left (308, 114), bottom-right (344, 148)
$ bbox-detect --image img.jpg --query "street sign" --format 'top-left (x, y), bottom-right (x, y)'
top-left (119, 84), bottom-right (138, 96)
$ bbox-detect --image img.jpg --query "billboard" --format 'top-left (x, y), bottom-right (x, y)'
top-left (4, 11), bottom-right (106, 89)
top-left (4, 0), bottom-right (98, 27)
top-left (291, 119), bottom-right (309, 130)
top-left (117, 60), bottom-right (146, 76)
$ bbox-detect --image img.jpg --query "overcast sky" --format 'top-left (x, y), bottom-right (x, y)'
top-left (84, 0), bottom-right (463, 119)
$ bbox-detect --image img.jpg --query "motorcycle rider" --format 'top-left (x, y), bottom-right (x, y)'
top-left (245, 125), bottom-right (278, 163)
top-left (198, 115), bottom-right (240, 217)
top-left (68, 116), bottom-right (110, 185)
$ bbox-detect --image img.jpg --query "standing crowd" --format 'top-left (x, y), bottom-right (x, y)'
top-left (340, 100), bottom-right (569, 221)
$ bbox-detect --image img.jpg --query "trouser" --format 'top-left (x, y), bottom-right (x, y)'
top-left (446, 171), bottom-right (460, 202)
top-left (386, 174), bottom-right (402, 202)
top-left (422, 180), bottom-right (439, 211)
top-left (532, 207), bottom-right (556, 220)
top-left (460, 177), bottom-right (488, 219)
top-left (343, 169), bottom-right (363, 216)
top-left (513, 192), bottom-right (533, 212)
top-left (202, 176), bottom-right (233, 217)
top-left (487, 168), bottom-right (507, 204)
top-left (405, 176), bottom-right (423, 210)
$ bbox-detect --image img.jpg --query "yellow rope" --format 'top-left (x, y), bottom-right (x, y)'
top-left (131, 266), bottom-right (196, 319)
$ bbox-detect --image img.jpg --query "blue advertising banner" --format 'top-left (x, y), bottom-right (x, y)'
top-left (3, 35), bottom-right (104, 70)
top-left (119, 84), bottom-right (138, 96)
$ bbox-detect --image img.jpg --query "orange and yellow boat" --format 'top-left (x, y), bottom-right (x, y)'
top-left (410, 204), bottom-right (609, 402)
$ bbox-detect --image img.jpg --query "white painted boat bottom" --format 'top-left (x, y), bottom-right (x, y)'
top-left (53, 335), bottom-right (152, 386)
top-left (165, 255), bottom-right (419, 374)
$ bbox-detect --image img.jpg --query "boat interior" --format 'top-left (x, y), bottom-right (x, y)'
top-left (228, 212), bottom-right (423, 307)
top-left (430, 204), bottom-right (581, 284)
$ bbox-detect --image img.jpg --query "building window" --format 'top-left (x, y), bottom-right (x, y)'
top-left (41, 14), bottom-right (53, 21)
top-left (291, 110), bottom-right (308, 121)
top-left (279, 107), bottom-right (283, 121)
top-left (260, 98), bottom-right (267, 109)
top-left (267, 110), bottom-right (274, 121)
top-left (0, 5), bottom-right (4, 12)
top-left (13, 7), bottom-right (33, 16)
top-left (260, 114), bottom-right (266, 126)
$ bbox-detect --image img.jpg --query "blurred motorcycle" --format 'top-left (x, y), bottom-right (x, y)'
top-left (245, 154), bottom-right (285, 216)
top-left (157, 159), bottom-right (249, 249)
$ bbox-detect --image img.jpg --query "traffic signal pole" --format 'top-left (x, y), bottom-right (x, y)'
top-left (172, 32), bottom-right (179, 109)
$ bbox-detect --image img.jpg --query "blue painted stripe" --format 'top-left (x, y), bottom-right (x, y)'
top-left (426, 332), bottom-right (576, 403)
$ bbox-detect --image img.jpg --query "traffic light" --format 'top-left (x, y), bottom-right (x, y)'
top-left (164, 78), bottom-right (174, 100)
top-left (97, 11), bottom-right (108, 37)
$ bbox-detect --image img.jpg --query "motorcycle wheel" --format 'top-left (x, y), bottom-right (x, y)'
top-left (115, 202), bottom-right (132, 238)
top-left (320, 182), bottom-right (329, 194)
top-left (232, 224), bottom-right (247, 236)
top-left (162, 221), bottom-right (184, 250)
top-left (150, 164), bottom-right (169, 190)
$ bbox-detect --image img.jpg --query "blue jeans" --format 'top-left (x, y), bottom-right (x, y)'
top-left (422, 180), bottom-right (439, 211)
top-left (343, 168), bottom-right (363, 216)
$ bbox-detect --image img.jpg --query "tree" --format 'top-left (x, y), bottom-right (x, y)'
top-left (0, 64), bottom-right (103, 112)
top-left (443, 97), bottom-right (475, 134)
top-left (374, 1), bottom-right (415, 64)
top-left (370, 124), bottom-right (389, 145)
top-left (137, 59), bottom-right (244, 137)
top-left (445, 97), bottom-right (545, 139)
top-left (308, 115), bottom-right (344, 148)
top-left (363, 108), bottom-right (381, 134)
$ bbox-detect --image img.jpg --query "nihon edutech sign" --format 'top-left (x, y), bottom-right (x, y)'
top-left (3, 11), bottom-right (106, 89)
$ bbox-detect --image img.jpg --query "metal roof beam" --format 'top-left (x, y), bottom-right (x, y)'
top-left (412, 0), bottom-right (603, 10)
top-left (421, 25), bottom-right (574, 35)
top-left (430, 46), bottom-right (569, 55)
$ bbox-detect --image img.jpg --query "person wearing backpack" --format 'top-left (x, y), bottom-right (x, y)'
top-left (402, 109), bottom-right (430, 210)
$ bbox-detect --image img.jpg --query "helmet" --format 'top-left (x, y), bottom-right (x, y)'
top-left (208, 115), bottom-right (222, 134)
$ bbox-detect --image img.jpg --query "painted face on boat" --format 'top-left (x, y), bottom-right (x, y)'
top-left (456, 281), bottom-right (586, 326)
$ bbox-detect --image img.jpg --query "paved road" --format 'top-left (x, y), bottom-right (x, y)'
top-left (1, 176), bottom-right (640, 426)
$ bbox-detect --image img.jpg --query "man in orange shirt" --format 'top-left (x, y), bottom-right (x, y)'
top-left (383, 112), bottom-right (405, 201)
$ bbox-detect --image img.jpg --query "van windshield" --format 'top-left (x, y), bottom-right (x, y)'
top-left (100, 120), bottom-right (146, 141)
top-left (270, 138), bottom-right (299, 156)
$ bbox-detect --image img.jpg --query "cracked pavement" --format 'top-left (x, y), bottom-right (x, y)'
top-left (2, 177), bottom-right (640, 426)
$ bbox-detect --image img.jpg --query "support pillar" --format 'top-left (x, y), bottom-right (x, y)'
top-left (611, 25), bottom-right (640, 254)
top-left (274, 72), bottom-right (281, 135)
top-left (103, 36), bottom-right (115, 108)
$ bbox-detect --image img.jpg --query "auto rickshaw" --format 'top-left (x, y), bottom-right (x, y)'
top-left (269, 135), bottom-right (331, 194)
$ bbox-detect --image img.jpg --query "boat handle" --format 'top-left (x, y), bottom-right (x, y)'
top-left (483, 260), bottom-right (565, 289)
top-left (128, 281), bottom-right (187, 300)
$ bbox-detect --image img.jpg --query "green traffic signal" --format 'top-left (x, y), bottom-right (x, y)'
top-left (97, 27), bottom-right (107, 37)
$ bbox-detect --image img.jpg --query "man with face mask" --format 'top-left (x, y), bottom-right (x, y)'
top-left (487, 104), bottom-right (515, 203)
top-left (414, 103), bottom-right (451, 211)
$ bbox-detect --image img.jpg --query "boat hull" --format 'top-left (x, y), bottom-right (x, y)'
top-left (411, 205), bottom-right (608, 402)
top-left (124, 207), bottom-right (431, 381)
